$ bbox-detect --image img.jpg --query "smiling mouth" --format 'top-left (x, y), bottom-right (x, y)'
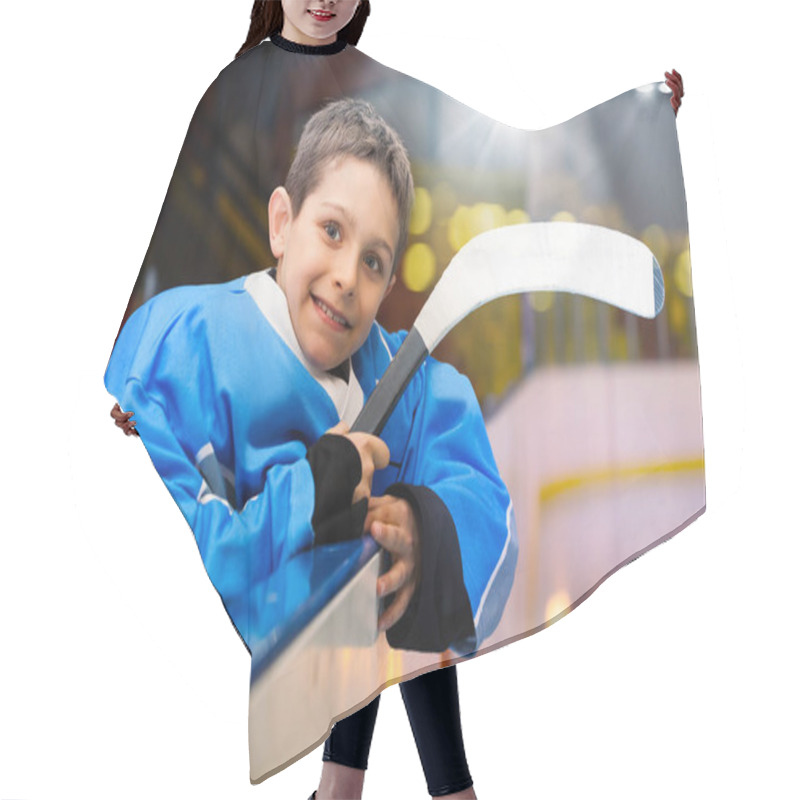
top-left (308, 9), bottom-right (335, 22)
top-left (313, 295), bottom-right (351, 329)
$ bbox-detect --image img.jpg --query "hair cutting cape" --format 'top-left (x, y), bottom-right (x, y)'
top-left (104, 36), bottom-right (704, 782)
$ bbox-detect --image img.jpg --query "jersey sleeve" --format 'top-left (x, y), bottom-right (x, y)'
top-left (389, 355), bottom-right (519, 656)
top-left (105, 296), bottom-right (316, 650)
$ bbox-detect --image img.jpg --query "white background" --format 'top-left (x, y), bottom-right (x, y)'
top-left (1, 1), bottom-right (797, 798)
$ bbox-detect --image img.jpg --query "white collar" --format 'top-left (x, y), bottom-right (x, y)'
top-left (244, 271), bottom-right (365, 426)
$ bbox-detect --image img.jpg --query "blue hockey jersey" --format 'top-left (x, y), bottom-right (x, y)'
top-left (105, 270), bottom-right (517, 652)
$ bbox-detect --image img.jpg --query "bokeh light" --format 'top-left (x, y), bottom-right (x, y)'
top-left (384, 647), bottom-right (402, 684)
top-left (674, 249), bottom-right (693, 297)
top-left (544, 590), bottom-right (571, 623)
top-left (529, 291), bottom-right (554, 312)
top-left (402, 242), bottom-right (437, 293)
top-left (471, 203), bottom-right (506, 235)
top-left (447, 205), bottom-right (472, 251)
top-left (668, 294), bottom-right (687, 333)
top-left (505, 208), bottom-right (531, 226)
top-left (409, 186), bottom-right (433, 236)
top-left (551, 210), bottom-right (576, 223)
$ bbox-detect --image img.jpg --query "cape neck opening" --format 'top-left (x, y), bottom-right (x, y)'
top-left (270, 32), bottom-right (348, 55)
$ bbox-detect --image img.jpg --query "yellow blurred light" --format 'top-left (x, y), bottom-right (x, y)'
top-left (447, 205), bottom-right (472, 251)
top-left (448, 203), bottom-right (521, 253)
top-left (674, 249), bottom-right (693, 297)
top-left (611, 328), bottom-right (628, 360)
top-left (641, 224), bottom-right (670, 268)
top-left (529, 291), bottom-right (554, 312)
top-left (544, 590), bottom-right (571, 624)
top-left (409, 186), bottom-right (433, 236)
top-left (384, 646), bottom-right (402, 684)
top-left (551, 210), bottom-right (576, 223)
top-left (471, 203), bottom-right (506, 235)
top-left (505, 208), bottom-right (531, 226)
top-left (402, 242), bottom-right (437, 293)
top-left (668, 294), bottom-right (687, 333)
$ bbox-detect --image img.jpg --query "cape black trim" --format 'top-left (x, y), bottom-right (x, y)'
top-left (271, 33), bottom-right (348, 55)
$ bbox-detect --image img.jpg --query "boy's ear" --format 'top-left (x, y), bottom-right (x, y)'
top-left (383, 273), bottom-right (396, 299)
top-left (268, 187), bottom-right (293, 260)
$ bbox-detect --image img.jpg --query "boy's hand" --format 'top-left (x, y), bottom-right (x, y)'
top-left (111, 402), bottom-right (138, 436)
top-left (365, 495), bottom-right (420, 632)
top-left (325, 421), bottom-right (390, 505)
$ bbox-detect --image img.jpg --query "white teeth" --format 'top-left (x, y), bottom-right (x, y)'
top-left (316, 298), bottom-right (348, 327)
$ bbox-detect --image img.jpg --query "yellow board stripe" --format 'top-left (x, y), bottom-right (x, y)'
top-left (540, 457), bottom-right (705, 503)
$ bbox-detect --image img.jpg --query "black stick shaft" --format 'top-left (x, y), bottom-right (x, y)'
top-left (351, 327), bottom-right (429, 435)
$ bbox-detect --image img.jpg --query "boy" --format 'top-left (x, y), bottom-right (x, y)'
top-left (105, 98), bottom-right (517, 655)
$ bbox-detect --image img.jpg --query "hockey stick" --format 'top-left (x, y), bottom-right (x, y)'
top-left (353, 221), bottom-right (664, 435)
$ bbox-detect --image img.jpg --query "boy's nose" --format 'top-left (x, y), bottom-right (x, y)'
top-left (331, 255), bottom-right (359, 295)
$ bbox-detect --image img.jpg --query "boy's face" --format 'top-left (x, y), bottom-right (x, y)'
top-left (270, 156), bottom-right (399, 372)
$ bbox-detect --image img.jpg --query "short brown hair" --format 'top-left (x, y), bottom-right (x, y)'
top-left (285, 98), bottom-right (414, 268)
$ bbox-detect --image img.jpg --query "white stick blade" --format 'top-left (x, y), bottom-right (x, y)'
top-left (415, 222), bottom-right (663, 351)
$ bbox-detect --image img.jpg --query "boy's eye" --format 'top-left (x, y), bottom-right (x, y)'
top-left (324, 221), bottom-right (341, 241)
top-left (364, 254), bottom-right (383, 275)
